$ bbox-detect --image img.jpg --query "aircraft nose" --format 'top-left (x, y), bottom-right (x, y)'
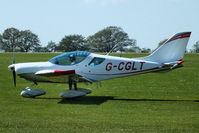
top-left (8, 64), bottom-right (15, 71)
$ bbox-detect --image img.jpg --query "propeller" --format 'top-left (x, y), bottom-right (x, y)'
top-left (12, 50), bottom-right (16, 87)
top-left (8, 45), bottom-right (17, 87)
top-left (12, 69), bottom-right (16, 87)
top-left (8, 64), bottom-right (16, 87)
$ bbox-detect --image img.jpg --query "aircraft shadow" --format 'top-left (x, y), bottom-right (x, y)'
top-left (36, 96), bottom-right (199, 105)
top-left (57, 96), bottom-right (199, 105)
top-left (58, 96), bottom-right (115, 105)
top-left (113, 98), bottom-right (199, 102)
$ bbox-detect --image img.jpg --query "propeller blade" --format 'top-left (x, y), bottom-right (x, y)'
top-left (8, 64), bottom-right (16, 87)
top-left (12, 70), bottom-right (16, 87)
top-left (11, 45), bottom-right (16, 88)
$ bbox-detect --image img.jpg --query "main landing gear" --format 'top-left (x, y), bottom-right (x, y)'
top-left (20, 79), bottom-right (91, 99)
top-left (60, 78), bottom-right (92, 99)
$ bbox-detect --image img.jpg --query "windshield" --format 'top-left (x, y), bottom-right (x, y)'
top-left (49, 51), bottom-right (90, 65)
top-left (88, 57), bottom-right (105, 66)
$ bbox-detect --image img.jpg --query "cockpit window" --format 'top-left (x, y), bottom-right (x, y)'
top-left (49, 51), bottom-right (90, 65)
top-left (88, 57), bottom-right (105, 66)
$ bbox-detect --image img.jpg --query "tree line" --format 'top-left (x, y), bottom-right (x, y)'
top-left (0, 27), bottom-right (198, 53)
top-left (0, 28), bottom-right (40, 52)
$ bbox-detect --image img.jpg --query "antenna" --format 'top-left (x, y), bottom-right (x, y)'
top-left (106, 43), bottom-right (119, 55)
top-left (12, 44), bottom-right (15, 64)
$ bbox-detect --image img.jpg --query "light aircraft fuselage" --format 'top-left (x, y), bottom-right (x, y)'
top-left (8, 32), bottom-right (191, 98)
top-left (10, 52), bottom-right (162, 84)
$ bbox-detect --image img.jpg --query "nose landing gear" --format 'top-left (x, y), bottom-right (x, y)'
top-left (20, 83), bottom-right (46, 98)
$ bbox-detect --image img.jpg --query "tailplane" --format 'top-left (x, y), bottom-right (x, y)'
top-left (142, 32), bottom-right (191, 63)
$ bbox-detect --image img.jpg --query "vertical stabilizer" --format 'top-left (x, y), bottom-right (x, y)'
top-left (143, 32), bottom-right (191, 63)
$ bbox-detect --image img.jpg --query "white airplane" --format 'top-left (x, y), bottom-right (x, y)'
top-left (8, 32), bottom-right (191, 98)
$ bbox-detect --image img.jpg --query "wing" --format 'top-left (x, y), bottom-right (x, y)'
top-left (35, 70), bottom-right (75, 76)
top-left (35, 69), bottom-right (93, 83)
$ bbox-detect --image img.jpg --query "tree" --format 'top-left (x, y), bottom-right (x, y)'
top-left (0, 34), bottom-right (4, 51)
top-left (151, 38), bottom-right (168, 52)
top-left (87, 26), bottom-right (136, 52)
top-left (141, 48), bottom-right (151, 53)
top-left (124, 46), bottom-right (141, 53)
top-left (18, 30), bottom-right (40, 52)
top-left (57, 35), bottom-right (87, 52)
top-left (192, 41), bottom-right (199, 53)
top-left (34, 46), bottom-right (49, 52)
top-left (0, 28), bottom-right (20, 52)
top-left (0, 28), bottom-right (40, 52)
top-left (46, 41), bottom-right (57, 52)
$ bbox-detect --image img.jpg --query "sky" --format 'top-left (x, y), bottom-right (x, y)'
top-left (0, 0), bottom-right (198, 50)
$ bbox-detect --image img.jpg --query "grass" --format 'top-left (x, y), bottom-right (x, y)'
top-left (0, 53), bottom-right (199, 133)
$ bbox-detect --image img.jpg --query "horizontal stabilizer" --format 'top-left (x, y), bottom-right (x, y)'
top-left (162, 59), bottom-right (184, 70)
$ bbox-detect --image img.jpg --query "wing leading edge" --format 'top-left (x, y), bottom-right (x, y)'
top-left (35, 69), bottom-right (94, 83)
top-left (35, 70), bottom-right (75, 76)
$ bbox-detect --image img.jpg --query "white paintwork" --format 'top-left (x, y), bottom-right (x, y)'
top-left (35, 70), bottom-right (54, 75)
top-left (14, 62), bottom-right (53, 74)
top-left (8, 32), bottom-right (191, 98)
top-left (139, 32), bottom-right (190, 63)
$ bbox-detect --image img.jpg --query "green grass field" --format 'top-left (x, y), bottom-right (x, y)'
top-left (0, 53), bottom-right (199, 133)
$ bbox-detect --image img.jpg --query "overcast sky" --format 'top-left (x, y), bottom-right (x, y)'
top-left (0, 0), bottom-right (198, 50)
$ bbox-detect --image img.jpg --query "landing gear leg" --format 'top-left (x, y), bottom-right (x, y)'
top-left (25, 82), bottom-right (37, 90)
top-left (60, 78), bottom-right (92, 98)
top-left (69, 77), bottom-right (77, 90)
top-left (29, 82), bottom-right (38, 88)
top-left (69, 78), bottom-right (73, 90)
top-left (74, 81), bottom-right (77, 90)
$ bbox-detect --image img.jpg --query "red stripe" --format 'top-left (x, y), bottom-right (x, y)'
top-left (111, 67), bottom-right (160, 75)
top-left (85, 67), bottom-right (161, 76)
top-left (165, 32), bottom-right (191, 44)
top-left (54, 70), bottom-right (75, 75)
top-left (176, 59), bottom-right (184, 65)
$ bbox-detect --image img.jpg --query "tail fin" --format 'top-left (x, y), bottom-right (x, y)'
top-left (143, 32), bottom-right (191, 63)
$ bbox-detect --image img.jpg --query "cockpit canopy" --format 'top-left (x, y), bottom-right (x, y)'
top-left (49, 51), bottom-right (90, 65)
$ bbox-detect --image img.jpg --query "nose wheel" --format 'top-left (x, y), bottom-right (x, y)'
top-left (20, 82), bottom-right (46, 98)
